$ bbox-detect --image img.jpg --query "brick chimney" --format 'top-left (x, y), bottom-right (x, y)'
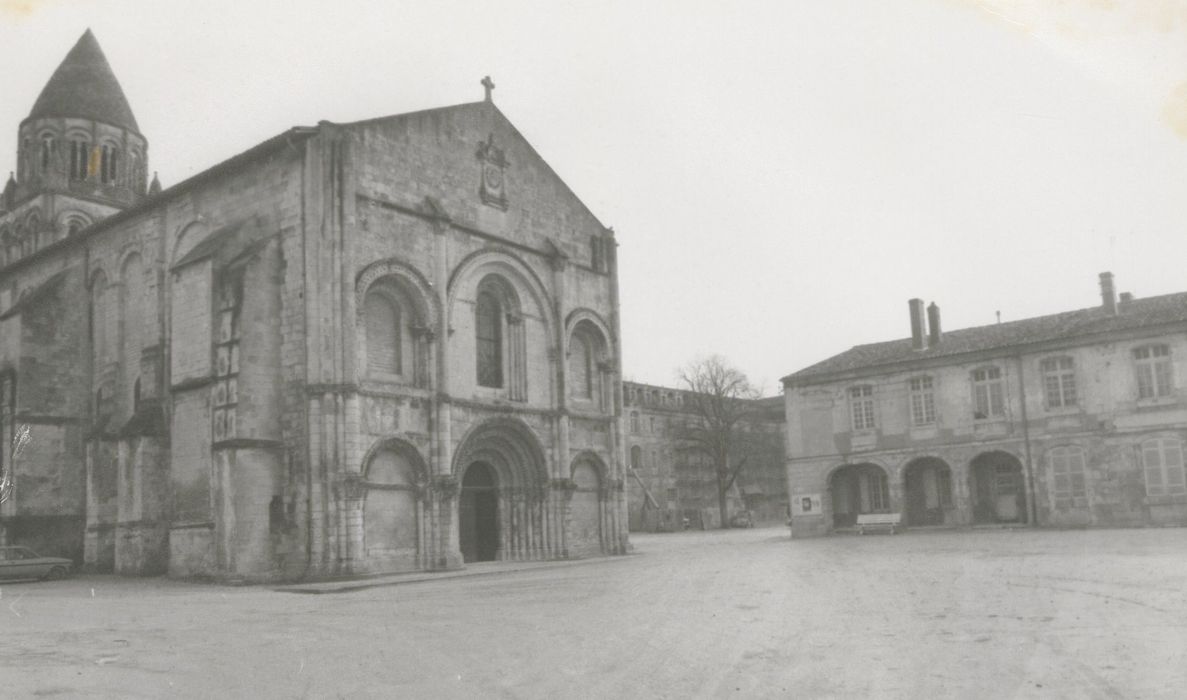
top-left (909, 298), bottom-right (927, 350)
top-left (927, 302), bottom-right (942, 346)
top-left (1099, 272), bottom-right (1117, 315)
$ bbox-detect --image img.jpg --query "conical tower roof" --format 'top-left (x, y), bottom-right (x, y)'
top-left (27, 29), bottom-right (139, 133)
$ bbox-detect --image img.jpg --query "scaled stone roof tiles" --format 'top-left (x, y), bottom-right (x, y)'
top-left (27, 29), bottom-right (140, 133)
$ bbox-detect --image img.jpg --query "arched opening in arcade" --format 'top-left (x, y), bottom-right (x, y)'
top-left (902, 457), bottom-right (953, 527)
top-left (459, 462), bottom-right (499, 563)
top-left (829, 463), bottom-right (891, 529)
top-left (969, 451), bottom-right (1028, 524)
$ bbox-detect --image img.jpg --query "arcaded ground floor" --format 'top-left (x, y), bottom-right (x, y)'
top-left (2, 527), bottom-right (1185, 697)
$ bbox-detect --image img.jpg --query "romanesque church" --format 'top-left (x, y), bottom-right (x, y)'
top-left (0, 31), bottom-right (628, 581)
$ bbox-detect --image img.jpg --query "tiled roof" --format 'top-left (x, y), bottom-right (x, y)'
top-left (27, 30), bottom-right (139, 133)
top-left (0, 268), bottom-right (70, 320)
top-left (784, 292), bottom-right (1187, 384)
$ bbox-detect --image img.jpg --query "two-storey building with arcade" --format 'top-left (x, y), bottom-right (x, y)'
top-left (784, 273), bottom-right (1187, 536)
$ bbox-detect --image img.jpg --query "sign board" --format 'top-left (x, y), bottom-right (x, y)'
top-left (792, 494), bottom-right (823, 516)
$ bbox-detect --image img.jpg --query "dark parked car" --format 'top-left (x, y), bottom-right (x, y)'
top-left (0, 546), bottom-right (72, 580)
top-left (729, 511), bottom-right (754, 528)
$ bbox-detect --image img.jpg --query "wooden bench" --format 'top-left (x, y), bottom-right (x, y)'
top-left (856, 513), bottom-right (901, 535)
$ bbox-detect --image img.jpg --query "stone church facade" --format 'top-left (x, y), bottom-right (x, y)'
top-left (0, 32), bottom-right (628, 581)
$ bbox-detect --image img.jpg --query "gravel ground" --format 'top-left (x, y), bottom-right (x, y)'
top-left (2, 526), bottom-right (1185, 699)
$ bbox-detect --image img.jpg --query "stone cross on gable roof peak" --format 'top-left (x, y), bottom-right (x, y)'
top-left (481, 76), bottom-right (495, 103)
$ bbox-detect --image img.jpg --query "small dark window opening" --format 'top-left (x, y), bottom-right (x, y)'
top-left (133, 377), bottom-right (141, 413)
top-left (40, 137), bottom-right (53, 172)
top-left (100, 146), bottom-right (118, 184)
top-left (70, 140), bottom-right (90, 180)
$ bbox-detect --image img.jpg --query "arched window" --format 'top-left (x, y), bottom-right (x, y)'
top-left (1048, 445), bottom-right (1087, 507)
top-left (568, 321), bottom-right (609, 407)
top-left (70, 139), bottom-right (91, 180)
top-left (1142, 437), bottom-right (1186, 497)
top-left (121, 254), bottom-right (145, 415)
top-left (475, 290), bottom-right (503, 388)
top-left (39, 134), bottom-right (54, 172)
top-left (90, 272), bottom-right (110, 365)
top-left (364, 290), bottom-right (401, 376)
top-left (100, 145), bottom-right (118, 184)
top-left (569, 333), bottom-right (593, 399)
top-left (24, 216), bottom-right (40, 255)
top-left (129, 150), bottom-right (142, 191)
top-left (630, 445), bottom-right (641, 471)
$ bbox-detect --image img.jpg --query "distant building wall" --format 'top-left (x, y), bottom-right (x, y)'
top-left (624, 381), bottom-right (786, 531)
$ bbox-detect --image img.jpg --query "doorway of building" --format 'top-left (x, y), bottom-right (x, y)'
top-left (829, 463), bottom-right (891, 529)
top-left (903, 457), bottom-right (953, 526)
top-left (460, 462), bottom-right (499, 562)
top-left (970, 451), bottom-right (1028, 524)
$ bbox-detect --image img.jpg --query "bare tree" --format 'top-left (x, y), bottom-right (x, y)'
top-left (677, 355), bottom-right (762, 528)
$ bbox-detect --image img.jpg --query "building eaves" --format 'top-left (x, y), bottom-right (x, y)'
top-left (0, 268), bottom-right (70, 319)
top-left (782, 291), bottom-right (1187, 387)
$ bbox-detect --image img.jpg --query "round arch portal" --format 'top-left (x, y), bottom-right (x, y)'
top-left (828, 463), bottom-right (891, 529)
top-left (902, 457), bottom-right (953, 526)
top-left (969, 451), bottom-right (1028, 524)
top-left (460, 462), bottom-right (499, 562)
top-left (452, 418), bottom-right (549, 563)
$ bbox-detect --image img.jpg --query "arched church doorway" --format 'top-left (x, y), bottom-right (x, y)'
top-left (460, 461), bottom-right (499, 562)
top-left (903, 457), bottom-right (953, 526)
top-left (970, 451), bottom-right (1028, 524)
top-left (829, 463), bottom-right (891, 529)
top-left (452, 417), bottom-right (550, 561)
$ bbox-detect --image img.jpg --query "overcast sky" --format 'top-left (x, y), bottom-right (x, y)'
top-left (3, 0), bottom-right (1186, 395)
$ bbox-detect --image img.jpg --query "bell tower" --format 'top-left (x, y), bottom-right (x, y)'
top-left (11, 29), bottom-right (148, 224)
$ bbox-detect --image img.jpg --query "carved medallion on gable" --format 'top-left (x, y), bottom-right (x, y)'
top-left (476, 133), bottom-right (509, 210)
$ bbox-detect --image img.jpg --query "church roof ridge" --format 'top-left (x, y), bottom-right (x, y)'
top-left (26, 29), bottom-right (140, 133)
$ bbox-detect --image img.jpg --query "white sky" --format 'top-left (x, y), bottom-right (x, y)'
top-left (2, 0), bottom-right (1186, 396)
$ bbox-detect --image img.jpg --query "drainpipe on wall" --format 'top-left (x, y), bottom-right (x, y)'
top-left (1014, 355), bottom-right (1038, 525)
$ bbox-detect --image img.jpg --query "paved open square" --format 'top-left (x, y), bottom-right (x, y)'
top-left (3, 526), bottom-right (1185, 698)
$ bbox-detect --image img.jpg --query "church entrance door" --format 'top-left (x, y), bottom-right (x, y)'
top-left (460, 462), bottom-right (499, 562)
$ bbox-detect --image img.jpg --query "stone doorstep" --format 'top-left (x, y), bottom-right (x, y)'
top-left (272, 554), bottom-right (636, 595)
